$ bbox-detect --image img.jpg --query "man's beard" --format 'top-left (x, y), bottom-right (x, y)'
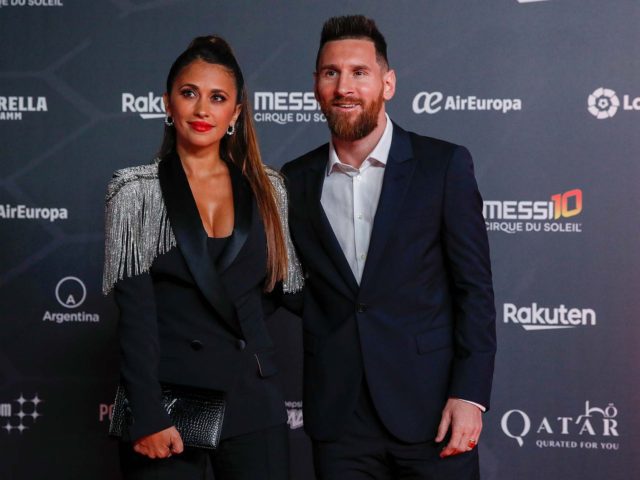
top-left (320, 91), bottom-right (384, 142)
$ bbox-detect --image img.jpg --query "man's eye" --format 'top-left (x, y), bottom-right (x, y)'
top-left (324, 70), bottom-right (337, 78)
top-left (354, 70), bottom-right (367, 77)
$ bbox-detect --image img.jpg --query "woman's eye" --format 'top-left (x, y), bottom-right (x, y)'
top-left (212, 94), bottom-right (226, 102)
top-left (180, 89), bottom-right (196, 98)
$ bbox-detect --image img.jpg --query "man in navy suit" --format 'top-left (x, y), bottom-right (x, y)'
top-left (281, 15), bottom-right (496, 479)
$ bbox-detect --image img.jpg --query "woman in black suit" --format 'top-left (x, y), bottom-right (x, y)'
top-left (102, 35), bottom-right (302, 479)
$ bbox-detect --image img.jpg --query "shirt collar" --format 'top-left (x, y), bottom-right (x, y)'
top-left (327, 113), bottom-right (393, 176)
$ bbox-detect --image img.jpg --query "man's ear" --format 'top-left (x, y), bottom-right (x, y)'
top-left (382, 69), bottom-right (396, 101)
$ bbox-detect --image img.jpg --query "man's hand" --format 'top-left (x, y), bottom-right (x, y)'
top-left (435, 398), bottom-right (482, 458)
top-left (133, 426), bottom-right (184, 459)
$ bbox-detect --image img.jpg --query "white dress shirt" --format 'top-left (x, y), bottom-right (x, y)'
top-left (319, 114), bottom-right (485, 413)
top-left (321, 114), bottom-right (393, 283)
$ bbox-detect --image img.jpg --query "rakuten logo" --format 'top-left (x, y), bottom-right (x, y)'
top-left (121, 92), bottom-right (165, 119)
top-left (503, 303), bottom-right (596, 331)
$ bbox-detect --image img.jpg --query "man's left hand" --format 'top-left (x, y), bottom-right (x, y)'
top-left (435, 398), bottom-right (482, 458)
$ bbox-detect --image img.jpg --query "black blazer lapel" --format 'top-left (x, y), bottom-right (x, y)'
top-left (217, 162), bottom-right (251, 273)
top-left (359, 125), bottom-right (417, 292)
top-left (306, 148), bottom-right (359, 296)
top-left (158, 153), bottom-right (241, 336)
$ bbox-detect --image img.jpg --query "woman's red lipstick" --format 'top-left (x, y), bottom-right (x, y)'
top-left (189, 121), bottom-right (213, 132)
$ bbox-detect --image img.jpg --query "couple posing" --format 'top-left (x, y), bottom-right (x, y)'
top-left (103, 15), bottom-right (496, 480)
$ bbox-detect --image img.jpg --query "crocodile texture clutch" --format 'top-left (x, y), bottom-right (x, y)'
top-left (109, 384), bottom-right (226, 449)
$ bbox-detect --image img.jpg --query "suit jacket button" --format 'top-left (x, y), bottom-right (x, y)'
top-left (236, 339), bottom-right (247, 351)
top-left (190, 340), bottom-right (203, 351)
top-left (356, 303), bottom-right (367, 313)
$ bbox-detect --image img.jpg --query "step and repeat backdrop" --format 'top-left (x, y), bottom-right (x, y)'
top-left (1, 1), bottom-right (638, 478)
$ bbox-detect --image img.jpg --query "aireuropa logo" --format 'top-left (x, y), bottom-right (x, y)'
top-left (501, 401), bottom-right (619, 451)
top-left (483, 188), bottom-right (583, 234)
top-left (588, 88), bottom-right (619, 119)
top-left (0, 96), bottom-right (48, 121)
top-left (0, 204), bottom-right (68, 222)
top-left (1, 394), bottom-right (43, 434)
top-left (253, 92), bottom-right (325, 124)
top-left (588, 87), bottom-right (640, 119)
top-left (412, 91), bottom-right (522, 115)
top-left (122, 92), bottom-right (165, 119)
top-left (285, 400), bottom-right (303, 429)
top-left (42, 276), bottom-right (100, 325)
top-left (503, 302), bottom-right (596, 331)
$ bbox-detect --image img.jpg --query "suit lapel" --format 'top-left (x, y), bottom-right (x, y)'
top-left (158, 153), bottom-right (241, 336)
top-left (217, 162), bottom-right (251, 273)
top-left (359, 125), bottom-right (416, 292)
top-left (305, 147), bottom-right (359, 296)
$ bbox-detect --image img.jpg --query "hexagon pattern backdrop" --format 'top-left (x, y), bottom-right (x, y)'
top-left (1, 1), bottom-right (639, 479)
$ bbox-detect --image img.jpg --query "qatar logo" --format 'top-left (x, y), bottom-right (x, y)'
top-left (501, 401), bottom-right (619, 451)
top-left (1, 394), bottom-right (43, 434)
top-left (55, 276), bottom-right (87, 309)
top-left (588, 88), bottom-right (620, 119)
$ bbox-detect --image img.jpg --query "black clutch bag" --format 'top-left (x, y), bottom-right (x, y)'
top-left (109, 384), bottom-right (226, 449)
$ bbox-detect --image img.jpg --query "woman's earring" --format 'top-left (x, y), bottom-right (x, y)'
top-left (164, 116), bottom-right (174, 127)
top-left (226, 124), bottom-right (235, 136)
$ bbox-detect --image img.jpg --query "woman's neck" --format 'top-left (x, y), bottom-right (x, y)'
top-left (176, 143), bottom-right (226, 179)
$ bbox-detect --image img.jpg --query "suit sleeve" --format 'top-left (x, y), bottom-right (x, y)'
top-left (113, 273), bottom-right (173, 442)
top-left (441, 146), bottom-right (496, 410)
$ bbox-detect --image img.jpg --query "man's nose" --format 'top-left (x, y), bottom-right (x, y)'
top-left (335, 74), bottom-right (355, 96)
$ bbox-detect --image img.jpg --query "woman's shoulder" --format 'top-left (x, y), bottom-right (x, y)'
top-left (106, 160), bottom-right (161, 203)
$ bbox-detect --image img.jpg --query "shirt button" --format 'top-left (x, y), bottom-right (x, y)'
top-left (190, 340), bottom-right (203, 351)
top-left (357, 214), bottom-right (363, 220)
top-left (236, 339), bottom-right (247, 351)
top-left (360, 254), bottom-right (366, 260)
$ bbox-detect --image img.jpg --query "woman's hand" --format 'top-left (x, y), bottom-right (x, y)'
top-left (133, 426), bottom-right (184, 459)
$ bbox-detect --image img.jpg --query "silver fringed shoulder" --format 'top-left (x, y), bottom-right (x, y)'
top-left (102, 162), bottom-right (176, 295)
top-left (265, 166), bottom-right (304, 293)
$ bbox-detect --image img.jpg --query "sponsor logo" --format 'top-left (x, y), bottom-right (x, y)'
top-left (285, 400), bottom-right (303, 429)
top-left (99, 402), bottom-right (114, 423)
top-left (588, 87), bottom-right (640, 119)
top-left (412, 91), bottom-right (522, 115)
top-left (253, 92), bottom-right (325, 124)
top-left (503, 303), bottom-right (596, 331)
top-left (0, 0), bottom-right (64, 8)
top-left (43, 277), bottom-right (100, 324)
top-left (122, 92), bottom-right (165, 119)
top-left (484, 188), bottom-right (583, 234)
top-left (1, 394), bottom-right (43, 434)
top-left (0, 96), bottom-right (47, 121)
top-left (0, 204), bottom-right (68, 222)
top-left (501, 401), bottom-right (620, 451)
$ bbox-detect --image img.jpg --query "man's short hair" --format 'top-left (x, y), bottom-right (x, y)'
top-left (315, 15), bottom-right (389, 70)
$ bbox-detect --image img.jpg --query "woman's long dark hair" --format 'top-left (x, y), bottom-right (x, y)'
top-left (159, 36), bottom-right (287, 291)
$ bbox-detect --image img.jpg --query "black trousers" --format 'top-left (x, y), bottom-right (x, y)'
top-left (119, 423), bottom-right (289, 480)
top-left (312, 382), bottom-right (479, 480)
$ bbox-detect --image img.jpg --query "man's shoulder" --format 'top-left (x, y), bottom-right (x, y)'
top-left (395, 123), bottom-right (462, 158)
top-left (281, 143), bottom-right (329, 178)
top-left (106, 161), bottom-right (160, 203)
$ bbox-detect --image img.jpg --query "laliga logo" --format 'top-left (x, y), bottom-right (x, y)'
top-left (588, 88), bottom-right (619, 119)
top-left (55, 276), bottom-right (87, 309)
top-left (501, 401), bottom-right (619, 447)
